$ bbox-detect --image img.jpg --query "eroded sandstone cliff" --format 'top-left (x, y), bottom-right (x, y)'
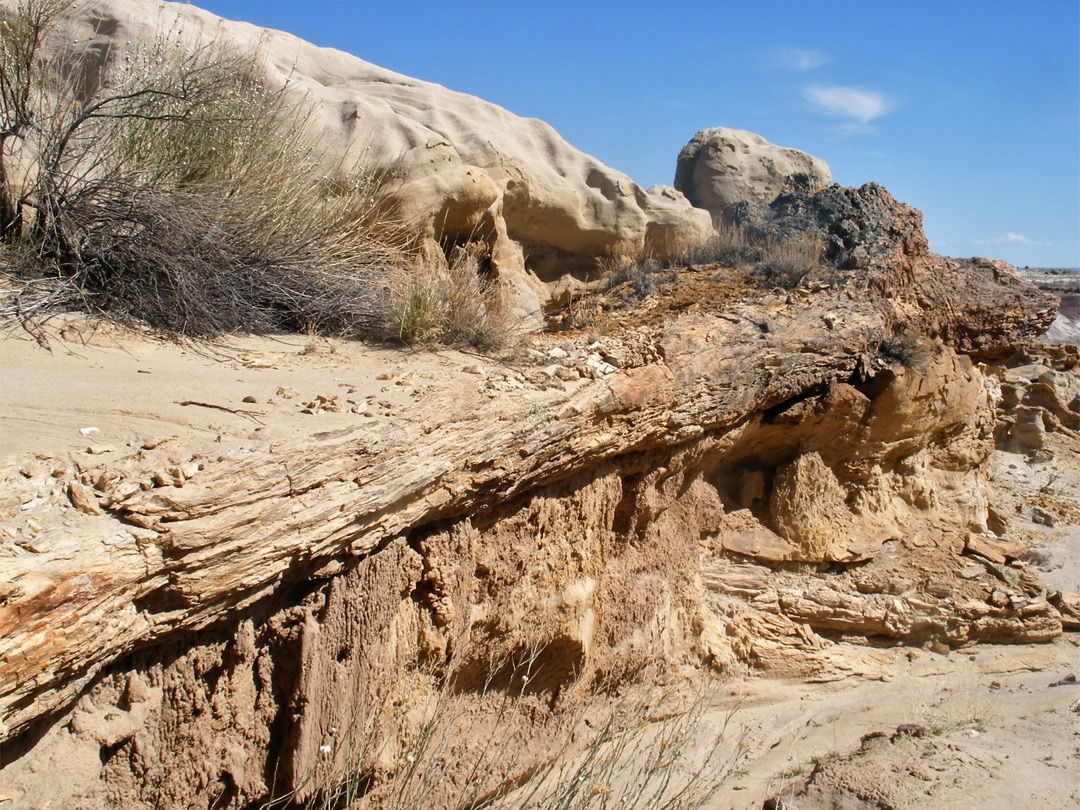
top-left (1, 247), bottom-right (1069, 807)
top-left (20, 0), bottom-right (717, 328)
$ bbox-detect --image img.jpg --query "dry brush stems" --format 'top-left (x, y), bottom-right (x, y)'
top-left (664, 220), bottom-right (823, 291)
top-left (276, 646), bottom-right (745, 810)
top-left (386, 243), bottom-right (515, 350)
top-left (1, 0), bottom-right (410, 336)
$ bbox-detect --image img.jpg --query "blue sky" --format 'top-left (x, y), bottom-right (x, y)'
top-left (196, 0), bottom-right (1079, 268)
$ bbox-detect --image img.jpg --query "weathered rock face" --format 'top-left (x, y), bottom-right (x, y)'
top-left (674, 127), bottom-right (832, 214)
top-left (0, 3), bottom-right (1072, 809)
top-left (732, 178), bottom-right (1060, 357)
top-left (991, 344), bottom-right (1080, 454)
top-left (0, 269), bottom-right (1065, 807)
top-left (38, 0), bottom-right (713, 326)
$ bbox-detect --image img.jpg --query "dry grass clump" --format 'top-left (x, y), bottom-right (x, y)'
top-left (596, 243), bottom-right (678, 301)
top-left (278, 648), bottom-right (743, 810)
top-left (753, 230), bottom-right (824, 289)
top-left (1, 0), bottom-right (407, 337)
top-left (386, 244), bottom-right (514, 350)
top-left (563, 291), bottom-right (613, 335)
top-left (877, 324), bottom-right (922, 368)
top-left (670, 221), bottom-right (752, 268)
top-left (671, 222), bottom-right (824, 290)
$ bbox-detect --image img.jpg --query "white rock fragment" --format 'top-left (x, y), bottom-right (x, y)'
top-left (585, 354), bottom-right (616, 376)
top-left (20, 497), bottom-right (44, 512)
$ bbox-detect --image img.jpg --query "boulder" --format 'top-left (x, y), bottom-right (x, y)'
top-left (674, 127), bottom-right (832, 214)
top-left (731, 180), bottom-right (1060, 357)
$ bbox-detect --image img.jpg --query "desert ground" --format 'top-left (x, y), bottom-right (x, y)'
top-left (1, 2), bottom-right (1076, 806)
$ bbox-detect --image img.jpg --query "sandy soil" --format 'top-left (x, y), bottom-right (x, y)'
top-left (0, 315), bottom-right (505, 462)
top-left (990, 438), bottom-right (1080, 597)
top-left (694, 637), bottom-right (1079, 809)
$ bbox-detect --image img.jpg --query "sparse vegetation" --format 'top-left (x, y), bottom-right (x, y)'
top-left (524, 400), bottom-right (554, 423)
top-left (1, 0), bottom-right (413, 337)
top-left (670, 221), bottom-right (752, 268)
top-left (561, 284), bottom-right (612, 334)
top-left (386, 243), bottom-right (514, 349)
top-left (273, 648), bottom-right (745, 810)
top-left (549, 222), bottom-right (825, 336)
top-left (597, 246), bottom-right (669, 299)
top-left (671, 221), bottom-right (824, 290)
top-left (878, 325), bottom-right (922, 367)
top-left (0, 0), bottom-right (517, 350)
top-left (582, 223), bottom-right (825, 328)
top-left (752, 230), bottom-right (824, 289)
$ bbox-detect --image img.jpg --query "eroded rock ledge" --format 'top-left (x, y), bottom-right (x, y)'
top-left (1, 254), bottom-right (1071, 806)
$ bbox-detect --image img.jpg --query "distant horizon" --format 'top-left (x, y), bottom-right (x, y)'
top-left (188, 0), bottom-right (1077, 268)
top-left (1015, 271), bottom-right (1075, 278)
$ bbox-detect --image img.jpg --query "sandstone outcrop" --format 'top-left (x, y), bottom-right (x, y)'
top-left (35, 0), bottom-right (713, 326)
top-left (0, 265), bottom-right (1065, 806)
top-left (674, 127), bottom-right (832, 214)
top-left (991, 344), bottom-right (1080, 454)
top-left (731, 178), bottom-right (1060, 357)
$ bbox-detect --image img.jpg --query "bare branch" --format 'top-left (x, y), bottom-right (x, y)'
top-left (1, 0), bottom-right (411, 337)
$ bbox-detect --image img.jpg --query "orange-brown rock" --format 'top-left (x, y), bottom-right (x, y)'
top-left (1, 272), bottom-right (1065, 809)
top-left (734, 180), bottom-right (1059, 358)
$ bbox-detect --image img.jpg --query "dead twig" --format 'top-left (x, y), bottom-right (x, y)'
top-left (176, 399), bottom-right (266, 424)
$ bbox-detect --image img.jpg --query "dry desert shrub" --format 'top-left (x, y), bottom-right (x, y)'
top-left (1, 0), bottom-right (407, 336)
top-left (669, 221), bottom-right (752, 268)
top-left (670, 221), bottom-right (823, 289)
top-left (753, 230), bottom-right (824, 289)
top-left (386, 244), bottom-right (514, 350)
top-left (596, 242), bottom-right (678, 302)
top-left (277, 647), bottom-right (744, 810)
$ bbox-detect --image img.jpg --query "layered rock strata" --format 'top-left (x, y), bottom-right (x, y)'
top-left (731, 178), bottom-right (1059, 357)
top-left (0, 2), bottom-right (1073, 808)
top-left (1, 266), bottom-right (1066, 807)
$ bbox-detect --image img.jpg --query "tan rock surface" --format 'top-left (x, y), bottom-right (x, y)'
top-left (31, 0), bottom-right (714, 325)
top-left (0, 276), bottom-right (1068, 807)
top-left (674, 126), bottom-right (832, 213)
top-left (0, 3), bottom-right (1074, 809)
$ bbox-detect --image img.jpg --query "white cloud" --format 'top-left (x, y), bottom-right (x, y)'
top-left (772, 47), bottom-right (829, 72)
top-left (972, 233), bottom-right (1044, 246)
top-left (804, 84), bottom-right (892, 123)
